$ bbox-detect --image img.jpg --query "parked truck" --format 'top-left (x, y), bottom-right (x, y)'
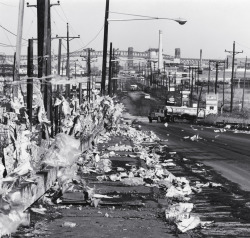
top-left (148, 107), bottom-right (165, 123)
top-left (164, 106), bottom-right (206, 122)
top-left (148, 106), bottom-right (208, 123)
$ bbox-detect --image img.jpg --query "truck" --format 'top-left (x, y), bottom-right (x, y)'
top-left (148, 106), bottom-right (208, 123)
top-left (164, 106), bottom-right (206, 122)
top-left (148, 107), bottom-right (165, 123)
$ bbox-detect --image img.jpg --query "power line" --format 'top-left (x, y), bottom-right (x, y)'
top-left (59, 5), bottom-right (69, 22)
top-left (235, 41), bottom-right (250, 51)
top-left (0, 1), bottom-right (16, 7)
top-left (0, 23), bottom-right (28, 41)
top-left (70, 25), bottom-right (104, 54)
top-left (69, 24), bottom-right (85, 48)
top-left (53, 7), bottom-right (66, 23)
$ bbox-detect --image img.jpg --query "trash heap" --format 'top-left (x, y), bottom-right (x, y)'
top-left (0, 83), bottom-right (124, 236)
top-left (77, 120), bottom-right (213, 234)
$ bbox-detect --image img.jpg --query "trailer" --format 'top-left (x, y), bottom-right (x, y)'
top-left (164, 106), bottom-right (206, 122)
top-left (148, 106), bottom-right (208, 123)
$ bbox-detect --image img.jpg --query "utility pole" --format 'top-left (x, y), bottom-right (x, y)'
top-left (28, 0), bottom-right (60, 135)
top-left (222, 60), bottom-right (226, 112)
top-left (54, 38), bottom-right (62, 135)
top-left (80, 48), bottom-right (95, 101)
top-left (242, 56), bottom-right (247, 110)
top-left (108, 42), bottom-right (112, 96)
top-left (66, 22), bottom-right (70, 98)
top-left (55, 27), bottom-right (80, 98)
top-left (215, 62), bottom-right (218, 94)
top-left (27, 39), bottom-right (33, 127)
top-left (57, 38), bottom-right (62, 91)
top-left (101, 0), bottom-right (110, 95)
top-left (208, 60), bottom-right (210, 94)
top-left (196, 83), bottom-right (204, 119)
top-left (190, 67), bottom-right (194, 107)
top-left (87, 48), bottom-right (91, 102)
top-left (225, 41), bottom-right (243, 112)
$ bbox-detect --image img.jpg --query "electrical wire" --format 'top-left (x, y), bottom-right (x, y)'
top-left (70, 25), bottom-right (104, 54)
top-left (59, 5), bottom-right (69, 22)
top-left (53, 7), bottom-right (67, 24)
top-left (235, 41), bottom-right (250, 51)
top-left (109, 11), bottom-right (160, 19)
top-left (69, 23), bottom-right (85, 49)
top-left (0, 1), bottom-right (16, 7)
top-left (1, 28), bottom-right (15, 52)
top-left (0, 23), bottom-right (28, 41)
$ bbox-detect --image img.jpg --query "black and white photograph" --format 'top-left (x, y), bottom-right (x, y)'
top-left (0, 0), bottom-right (250, 237)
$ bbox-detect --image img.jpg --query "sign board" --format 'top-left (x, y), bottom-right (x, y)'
top-left (181, 90), bottom-right (190, 95)
top-left (169, 97), bottom-right (175, 102)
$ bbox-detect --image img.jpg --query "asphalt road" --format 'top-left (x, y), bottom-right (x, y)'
top-left (142, 120), bottom-right (250, 191)
top-left (122, 91), bottom-right (250, 192)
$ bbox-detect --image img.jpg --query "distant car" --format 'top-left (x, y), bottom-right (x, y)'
top-left (144, 94), bottom-right (150, 99)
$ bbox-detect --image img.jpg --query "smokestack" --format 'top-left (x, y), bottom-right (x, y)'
top-left (175, 48), bottom-right (181, 58)
top-left (158, 30), bottom-right (163, 72)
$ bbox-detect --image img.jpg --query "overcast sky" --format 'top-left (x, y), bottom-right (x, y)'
top-left (1, 0), bottom-right (250, 60)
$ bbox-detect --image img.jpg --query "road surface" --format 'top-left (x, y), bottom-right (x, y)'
top-left (122, 91), bottom-right (250, 192)
top-left (144, 121), bottom-right (250, 191)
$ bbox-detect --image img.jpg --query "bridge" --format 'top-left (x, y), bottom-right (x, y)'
top-left (1, 48), bottom-right (216, 66)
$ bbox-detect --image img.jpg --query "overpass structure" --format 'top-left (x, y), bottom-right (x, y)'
top-left (1, 48), bottom-right (217, 67)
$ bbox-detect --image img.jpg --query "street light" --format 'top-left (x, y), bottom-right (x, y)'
top-left (101, 0), bottom-right (187, 95)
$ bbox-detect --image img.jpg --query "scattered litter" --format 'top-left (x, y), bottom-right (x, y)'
top-left (109, 174), bottom-right (121, 181)
top-left (30, 205), bottom-right (47, 215)
top-left (177, 216), bottom-right (201, 233)
top-left (121, 177), bottom-right (144, 186)
top-left (92, 194), bottom-right (113, 199)
top-left (117, 167), bottom-right (125, 172)
top-left (61, 221), bottom-right (76, 228)
top-left (164, 122), bottom-right (168, 127)
top-left (91, 198), bottom-right (101, 208)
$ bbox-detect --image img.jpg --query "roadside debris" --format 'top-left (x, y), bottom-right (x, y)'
top-left (61, 221), bottom-right (76, 228)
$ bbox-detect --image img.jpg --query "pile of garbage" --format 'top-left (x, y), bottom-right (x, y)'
top-left (79, 121), bottom-right (213, 234)
top-left (0, 84), bottom-right (124, 236)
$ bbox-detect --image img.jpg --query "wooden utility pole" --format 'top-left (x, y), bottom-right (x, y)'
top-left (66, 23), bottom-right (70, 98)
top-left (222, 60), bottom-right (226, 112)
top-left (215, 62), bottom-right (218, 94)
top-left (197, 61), bottom-right (199, 94)
top-left (242, 56), bottom-right (247, 110)
top-left (87, 48), bottom-right (91, 102)
top-left (101, 0), bottom-right (110, 95)
top-left (56, 26), bottom-right (80, 98)
top-left (225, 41), bottom-right (243, 112)
top-left (190, 68), bottom-right (194, 107)
top-left (13, 0), bottom-right (25, 98)
top-left (208, 60), bottom-right (210, 94)
top-left (108, 42), bottom-right (112, 96)
top-left (28, 0), bottom-right (59, 135)
top-left (196, 83), bottom-right (204, 119)
top-left (209, 60), bottom-right (225, 95)
top-left (27, 39), bottom-right (33, 127)
top-left (57, 38), bottom-right (62, 91)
